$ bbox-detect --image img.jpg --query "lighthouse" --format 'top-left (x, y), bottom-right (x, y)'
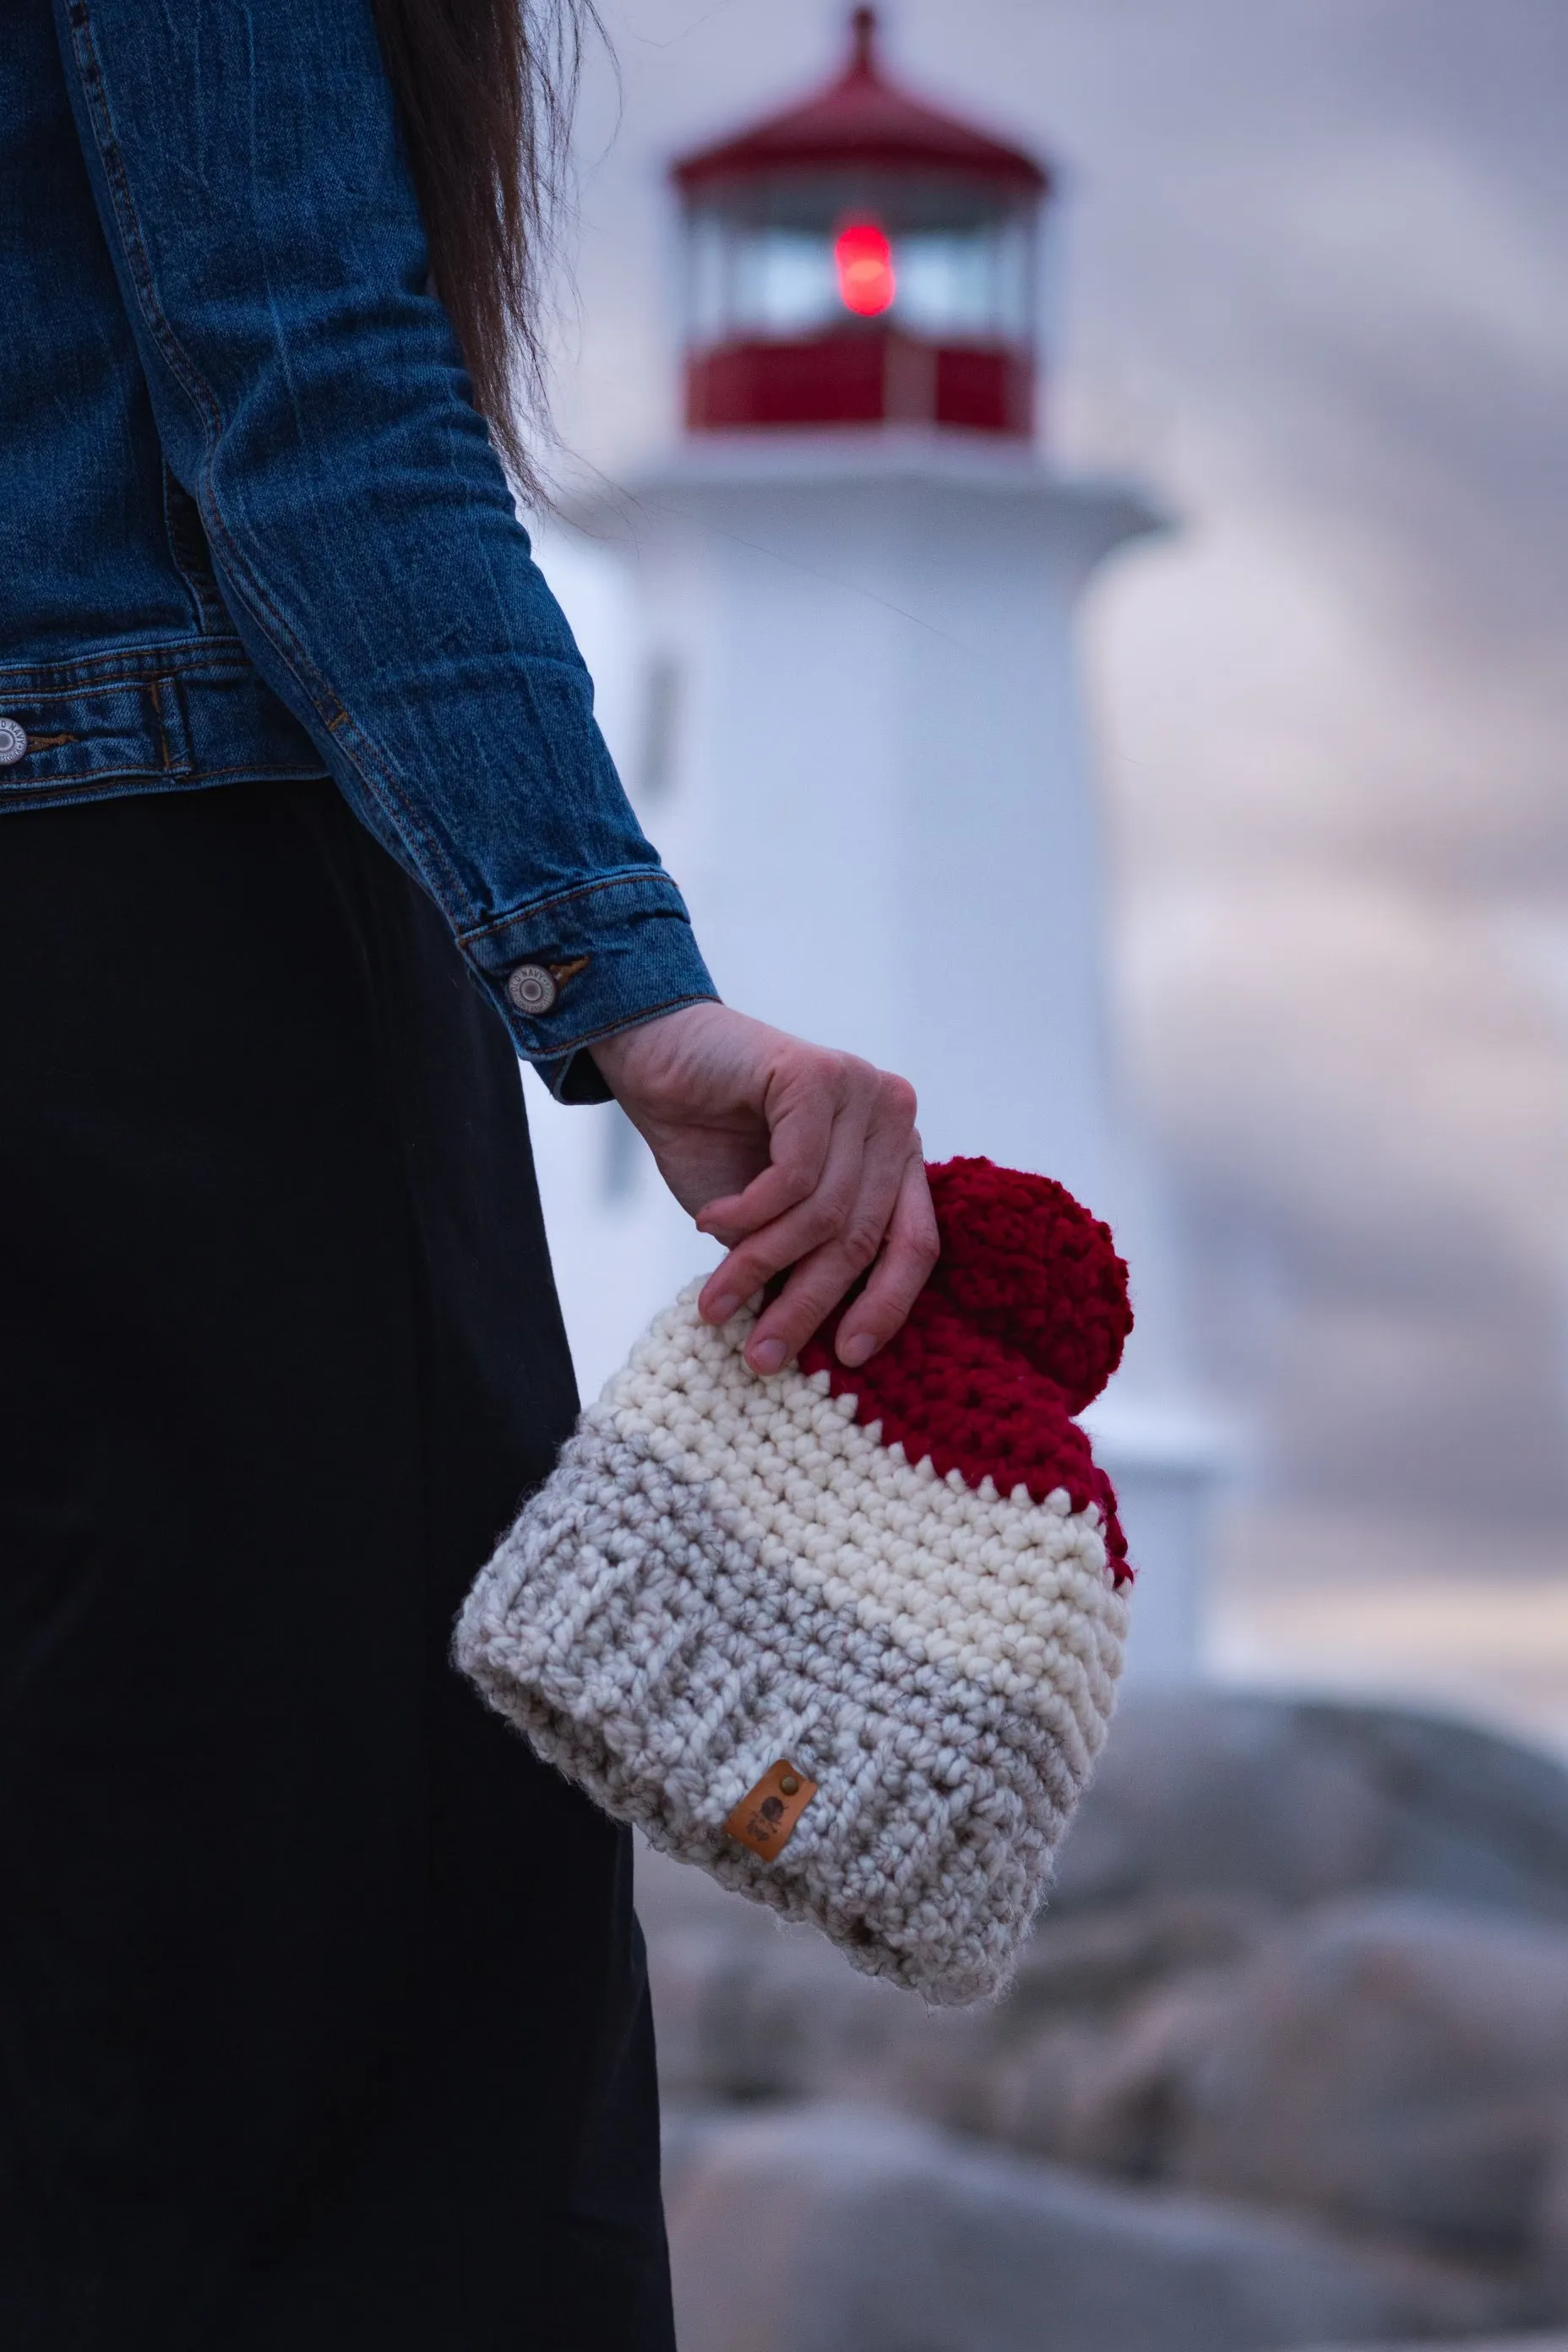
top-left (531, 8), bottom-right (1218, 1680)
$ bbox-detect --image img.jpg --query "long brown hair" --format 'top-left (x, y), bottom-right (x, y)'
top-left (373, 0), bottom-right (600, 497)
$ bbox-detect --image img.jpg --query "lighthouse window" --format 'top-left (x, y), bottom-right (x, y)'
top-left (732, 229), bottom-right (838, 335)
top-left (683, 192), bottom-right (1036, 349)
top-left (895, 217), bottom-right (1034, 340)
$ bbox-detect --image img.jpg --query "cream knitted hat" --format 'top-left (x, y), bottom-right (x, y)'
top-left (455, 1158), bottom-right (1134, 2006)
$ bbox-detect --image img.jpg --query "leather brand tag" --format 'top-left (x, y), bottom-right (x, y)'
top-left (725, 1758), bottom-right (818, 1859)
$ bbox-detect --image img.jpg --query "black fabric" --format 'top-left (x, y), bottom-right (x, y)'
top-left (0, 778), bottom-right (672, 2351)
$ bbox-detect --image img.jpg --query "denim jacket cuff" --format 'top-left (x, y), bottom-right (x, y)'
top-left (461, 869), bottom-right (718, 1102)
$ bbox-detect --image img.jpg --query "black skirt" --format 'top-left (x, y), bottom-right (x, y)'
top-left (0, 778), bottom-right (672, 2351)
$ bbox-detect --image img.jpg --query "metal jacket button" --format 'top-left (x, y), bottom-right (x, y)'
top-left (507, 964), bottom-right (557, 1015)
top-left (0, 717), bottom-right (29, 765)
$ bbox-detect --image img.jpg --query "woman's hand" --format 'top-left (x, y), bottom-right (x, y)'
top-left (591, 1003), bottom-right (938, 1377)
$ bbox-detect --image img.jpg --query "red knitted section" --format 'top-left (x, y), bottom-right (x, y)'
top-left (798, 1159), bottom-right (1132, 1582)
top-left (926, 1158), bottom-right (1131, 1414)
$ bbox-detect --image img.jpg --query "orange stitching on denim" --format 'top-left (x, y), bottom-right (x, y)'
top-left (460, 873), bottom-right (689, 947)
top-left (0, 648), bottom-right (258, 690)
top-left (0, 761), bottom-right (327, 798)
top-left (146, 676), bottom-right (172, 771)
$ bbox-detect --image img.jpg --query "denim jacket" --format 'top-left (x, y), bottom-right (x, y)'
top-left (2, 0), bottom-right (716, 1095)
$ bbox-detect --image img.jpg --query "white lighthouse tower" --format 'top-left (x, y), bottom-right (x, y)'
top-left (531, 8), bottom-right (1217, 1679)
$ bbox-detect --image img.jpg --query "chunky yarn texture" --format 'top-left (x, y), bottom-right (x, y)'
top-left (455, 1158), bottom-right (1133, 2006)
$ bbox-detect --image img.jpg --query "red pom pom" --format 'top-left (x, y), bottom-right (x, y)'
top-left (926, 1158), bottom-right (1131, 1415)
top-left (796, 1157), bottom-right (1134, 1582)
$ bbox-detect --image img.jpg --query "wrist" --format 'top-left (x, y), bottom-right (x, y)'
top-left (590, 999), bottom-right (728, 1100)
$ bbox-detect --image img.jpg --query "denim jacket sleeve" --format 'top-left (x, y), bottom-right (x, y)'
top-left (50, 0), bottom-right (716, 1098)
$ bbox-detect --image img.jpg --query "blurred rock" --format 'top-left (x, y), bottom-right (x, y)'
top-left (1517, 2127), bottom-right (1568, 2319)
top-left (1064, 1895), bottom-right (1568, 2259)
top-left (639, 1696), bottom-right (1568, 2340)
top-left (1007, 1887), bottom-right (1269, 2011)
top-left (666, 2103), bottom-right (1504, 2352)
top-left (642, 1838), bottom-right (1269, 2131)
top-left (982, 1891), bottom-right (1270, 2154)
top-left (1054, 1694), bottom-right (1568, 1925)
top-left (643, 1892), bottom-right (991, 2123)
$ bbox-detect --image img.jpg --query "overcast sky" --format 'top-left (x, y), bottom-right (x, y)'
top-left (540, 0), bottom-right (1568, 1548)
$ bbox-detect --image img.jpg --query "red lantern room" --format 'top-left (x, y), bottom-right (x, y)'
top-left (673, 8), bottom-right (1050, 438)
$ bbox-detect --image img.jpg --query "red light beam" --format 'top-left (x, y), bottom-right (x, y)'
top-left (834, 221), bottom-right (896, 318)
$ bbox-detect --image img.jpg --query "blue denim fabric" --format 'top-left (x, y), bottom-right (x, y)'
top-left (0, 0), bottom-right (716, 1095)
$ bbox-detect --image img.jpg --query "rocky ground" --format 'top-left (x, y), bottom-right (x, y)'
top-left (642, 1691), bottom-right (1568, 2351)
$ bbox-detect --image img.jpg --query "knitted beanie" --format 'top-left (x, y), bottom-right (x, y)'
top-left (455, 1157), bottom-right (1134, 2006)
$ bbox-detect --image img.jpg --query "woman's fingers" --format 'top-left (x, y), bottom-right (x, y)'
top-left (693, 1060), bottom-right (842, 1247)
top-left (698, 1064), bottom-right (925, 1373)
top-left (835, 1150), bottom-right (940, 1367)
top-left (740, 1109), bottom-right (906, 1370)
top-left (748, 1135), bottom-right (934, 1375)
top-left (697, 1076), bottom-right (869, 1341)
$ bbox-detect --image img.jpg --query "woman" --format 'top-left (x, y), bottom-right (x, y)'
top-left (0, 1), bottom-right (935, 2343)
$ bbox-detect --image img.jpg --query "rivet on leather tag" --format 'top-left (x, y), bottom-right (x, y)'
top-left (726, 1758), bottom-right (818, 1859)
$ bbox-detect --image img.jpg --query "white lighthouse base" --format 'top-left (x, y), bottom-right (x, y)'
top-left (525, 433), bottom-right (1222, 1685)
top-left (1083, 1392), bottom-right (1223, 1685)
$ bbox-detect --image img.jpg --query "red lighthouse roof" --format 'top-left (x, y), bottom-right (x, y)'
top-left (673, 8), bottom-right (1048, 194)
